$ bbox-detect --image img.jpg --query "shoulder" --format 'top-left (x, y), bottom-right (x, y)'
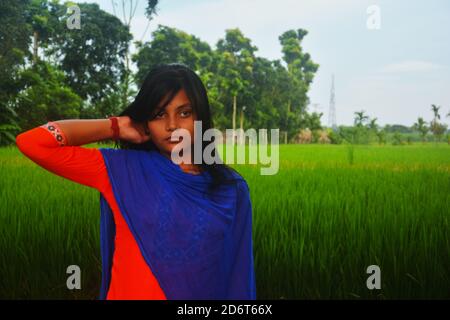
top-left (232, 174), bottom-right (252, 213)
top-left (228, 170), bottom-right (250, 197)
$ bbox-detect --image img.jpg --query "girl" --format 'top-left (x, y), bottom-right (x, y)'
top-left (16, 63), bottom-right (257, 300)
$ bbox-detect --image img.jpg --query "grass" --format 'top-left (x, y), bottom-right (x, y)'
top-left (0, 142), bottom-right (449, 299)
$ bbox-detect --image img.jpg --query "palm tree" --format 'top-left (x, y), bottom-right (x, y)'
top-left (354, 110), bottom-right (369, 127)
top-left (366, 117), bottom-right (379, 144)
top-left (413, 117), bottom-right (429, 143)
top-left (431, 104), bottom-right (441, 121)
top-left (368, 117), bottom-right (378, 131)
top-left (375, 129), bottom-right (386, 145)
top-left (430, 104), bottom-right (447, 142)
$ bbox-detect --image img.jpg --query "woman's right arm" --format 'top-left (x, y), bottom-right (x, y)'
top-left (44, 118), bottom-right (115, 146)
top-left (15, 119), bottom-right (117, 192)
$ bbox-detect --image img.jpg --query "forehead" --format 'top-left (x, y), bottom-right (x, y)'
top-left (164, 89), bottom-right (191, 110)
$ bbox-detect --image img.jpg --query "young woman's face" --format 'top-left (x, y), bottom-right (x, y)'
top-left (147, 89), bottom-right (197, 159)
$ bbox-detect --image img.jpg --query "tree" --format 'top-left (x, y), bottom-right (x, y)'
top-left (368, 117), bottom-right (378, 131)
top-left (249, 57), bottom-right (282, 129)
top-left (0, 0), bottom-right (31, 145)
top-left (429, 104), bottom-right (448, 142)
top-left (48, 2), bottom-right (132, 110)
top-left (133, 25), bottom-right (213, 86)
top-left (392, 132), bottom-right (405, 145)
top-left (131, 26), bottom-right (319, 136)
top-left (305, 112), bottom-right (323, 143)
top-left (279, 29), bottom-right (319, 141)
top-left (24, 0), bottom-right (62, 65)
top-left (431, 104), bottom-right (441, 121)
top-left (337, 125), bottom-right (358, 144)
top-left (353, 110), bottom-right (369, 127)
top-left (350, 110), bottom-right (371, 144)
top-left (305, 112), bottom-right (323, 131)
top-left (110, 0), bottom-right (159, 110)
top-left (367, 117), bottom-right (379, 143)
top-left (375, 129), bottom-right (386, 145)
top-left (0, 104), bottom-right (21, 146)
top-left (413, 117), bottom-right (429, 143)
top-left (216, 28), bottom-right (257, 132)
top-left (15, 61), bottom-right (82, 130)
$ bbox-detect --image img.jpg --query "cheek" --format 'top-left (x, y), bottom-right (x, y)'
top-left (182, 119), bottom-right (196, 136)
top-left (147, 122), bottom-right (164, 137)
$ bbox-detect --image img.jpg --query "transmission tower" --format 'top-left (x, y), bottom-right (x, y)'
top-left (328, 74), bottom-right (337, 130)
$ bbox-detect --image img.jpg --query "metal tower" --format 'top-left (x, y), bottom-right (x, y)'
top-left (328, 74), bottom-right (337, 130)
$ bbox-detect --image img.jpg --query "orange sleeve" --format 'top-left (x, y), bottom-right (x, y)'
top-left (15, 122), bottom-right (109, 193)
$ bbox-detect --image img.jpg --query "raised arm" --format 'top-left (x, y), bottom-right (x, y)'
top-left (44, 118), bottom-right (116, 146)
top-left (15, 116), bottom-right (153, 192)
top-left (15, 119), bottom-right (115, 192)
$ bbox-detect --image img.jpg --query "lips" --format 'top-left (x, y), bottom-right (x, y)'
top-left (165, 136), bottom-right (183, 142)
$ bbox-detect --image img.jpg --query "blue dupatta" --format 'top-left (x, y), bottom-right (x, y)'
top-left (97, 148), bottom-right (256, 300)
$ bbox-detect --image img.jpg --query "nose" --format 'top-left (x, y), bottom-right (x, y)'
top-left (165, 114), bottom-right (179, 132)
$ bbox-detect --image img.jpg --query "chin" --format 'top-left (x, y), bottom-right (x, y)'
top-left (156, 143), bottom-right (177, 156)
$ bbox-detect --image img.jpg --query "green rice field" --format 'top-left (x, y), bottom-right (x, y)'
top-left (0, 143), bottom-right (449, 299)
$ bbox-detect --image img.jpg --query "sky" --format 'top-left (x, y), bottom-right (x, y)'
top-left (74, 0), bottom-right (450, 127)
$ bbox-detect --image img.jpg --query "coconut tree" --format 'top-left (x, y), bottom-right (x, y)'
top-left (352, 110), bottom-right (370, 144)
top-left (375, 129), bottom-right (386, 145)
top-left (431, 104), bottom-right (441, 121)
top-left (368, 117), bottom-right (378, 131)
top-left (366, 117), bottom-right (379, 144)
top-left (429, 104), bottom-right (447, 142)
top-left (354, 110), bottom-right (369, 127)
top-left (413, 117), bottom-right (429, 143)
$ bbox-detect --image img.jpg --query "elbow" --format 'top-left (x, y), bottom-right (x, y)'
top-left (15, 132), bottom-right (28, 155)
top-left (15, 130), bottom-right (43, 160)
top-left (15, 126), bottom-right (59, 163)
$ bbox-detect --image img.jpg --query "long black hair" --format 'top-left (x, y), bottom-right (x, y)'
top-left (116, 63), bottom-right (242, 192)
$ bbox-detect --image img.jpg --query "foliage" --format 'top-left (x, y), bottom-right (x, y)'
top-left (15, 61), bottom-right (82, 130)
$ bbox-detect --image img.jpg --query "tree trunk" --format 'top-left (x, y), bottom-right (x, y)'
top-left (33, 31), bottom-right (39, 64)
top-left (239, 107), bottom-right (244, 145)
top-left (239, 107), bottom-right (244, 131)
top-left (122, 47), bottom-right (130, 109)
top-left (232, 95), bottom-right (237, 131)
top-left (285, 99), bottom-right (291, 144)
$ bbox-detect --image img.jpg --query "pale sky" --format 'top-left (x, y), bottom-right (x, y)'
top-left (74, 0), bottom-right (450, 127)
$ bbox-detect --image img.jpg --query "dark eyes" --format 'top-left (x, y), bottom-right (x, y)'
top-left (155, 109), bottom-right (192, 119)
top-left (181, 110), bottom-right (192, 117)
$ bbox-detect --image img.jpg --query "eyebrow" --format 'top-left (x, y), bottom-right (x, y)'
top-left (156, 103), bottom-right (191, 112)
top-left (175, 103), bottom-right (192, 110)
